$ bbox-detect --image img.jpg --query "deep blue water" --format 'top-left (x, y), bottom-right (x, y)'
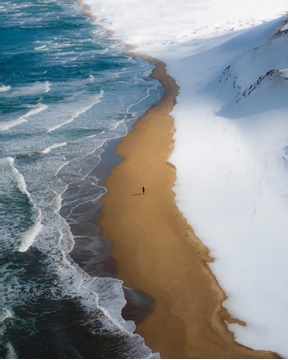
top-left (0, 0), bottom-right (163, 358)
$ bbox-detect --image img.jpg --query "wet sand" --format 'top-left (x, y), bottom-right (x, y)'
top-left (97, 54), bottom-right (278, 358)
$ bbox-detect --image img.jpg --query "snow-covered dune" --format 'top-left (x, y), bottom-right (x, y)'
top-left (169, 18), bottom-right (288, 356)
top-left (84, 0), bottom-right (288, 356)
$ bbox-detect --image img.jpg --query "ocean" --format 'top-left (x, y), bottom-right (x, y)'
top-left (0, 0), bottom-right (163, 358)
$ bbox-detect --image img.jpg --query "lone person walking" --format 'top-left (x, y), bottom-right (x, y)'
top-left (142, 186), bottom-right (145, 195)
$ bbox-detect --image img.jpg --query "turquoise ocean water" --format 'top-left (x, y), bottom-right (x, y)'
top-left (0, 0), bottom-right (163, 357)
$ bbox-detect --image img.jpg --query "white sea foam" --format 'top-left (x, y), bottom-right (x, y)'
top-left (24, 103), bottom-right (48, 117)
top-left (6, 342), bottom-right (18, 359)
top-left (47, 91), bottom-right (104, 133)
top-left (53, 194), bottom-right (62, 213)
top-left (0, 308), bottom-right (14, 323)
top-left (6, 157), bottom-right (32, 200)
top-left (0, 116), bottom-right (27, 131)
top-left (0, 309), bottom-right (17, 358)
top-left (29, 192), bottom-right (134, 336)
top-left (42, 142), bottom-right (67, 154)
top-left (84, 0), bottom-right (288, 356)
top-left (9, 81), bottom-right (51, 97)
top-left (55, 249), bottom-right (134, 334)
top-left (3, 157), bottom-right (43, 253)
top-left (0, 103), bottom-right (48, 131)
top-left (11, 81), bottom-right (50, 96)
top-left (34, 45), bottom-right (48, 51)
top-left (0, 85), bottom-right (11, 92)
top-left (88, 74), bottom-right (95, 82)
top-left (127, 88), bottom-right (150, 114)
top-left (44, 81), bottom-right (51, 93)
top-left (108, 119), bottom-right (124, 131)
top-left (18, 213), bottom-right (43, 253)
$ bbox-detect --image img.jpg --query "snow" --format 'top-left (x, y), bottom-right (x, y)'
top-left (83, 0), bottom-right (288, 357)
top-left (279, 22), bottom-right (288, 32)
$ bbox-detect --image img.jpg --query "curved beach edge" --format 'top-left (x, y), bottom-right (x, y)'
top-left (97, 48), bottom-right (279, 359)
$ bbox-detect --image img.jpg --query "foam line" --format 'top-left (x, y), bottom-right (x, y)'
top-left (0, 85), bottom-right (11, 92)
top-left (47, 91), bottom-right (104, 133)
top-left (0, 103), bottom-right (48, 131)
top-left (18, 213), bottom-right (43, 253)
top-left (42, 142), bottom-right (67, 154)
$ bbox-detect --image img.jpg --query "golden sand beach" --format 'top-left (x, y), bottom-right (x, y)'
top-left (97, 54), bottom-right (278, 358)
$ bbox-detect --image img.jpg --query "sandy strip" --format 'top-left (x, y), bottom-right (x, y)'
top-left (97, 53), bottom-right (278, 358)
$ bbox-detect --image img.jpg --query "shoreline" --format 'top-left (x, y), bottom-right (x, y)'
top-left (97, 53), bottom-right (278, 358)
top-left (76, 1), bottom-right (278, 357)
